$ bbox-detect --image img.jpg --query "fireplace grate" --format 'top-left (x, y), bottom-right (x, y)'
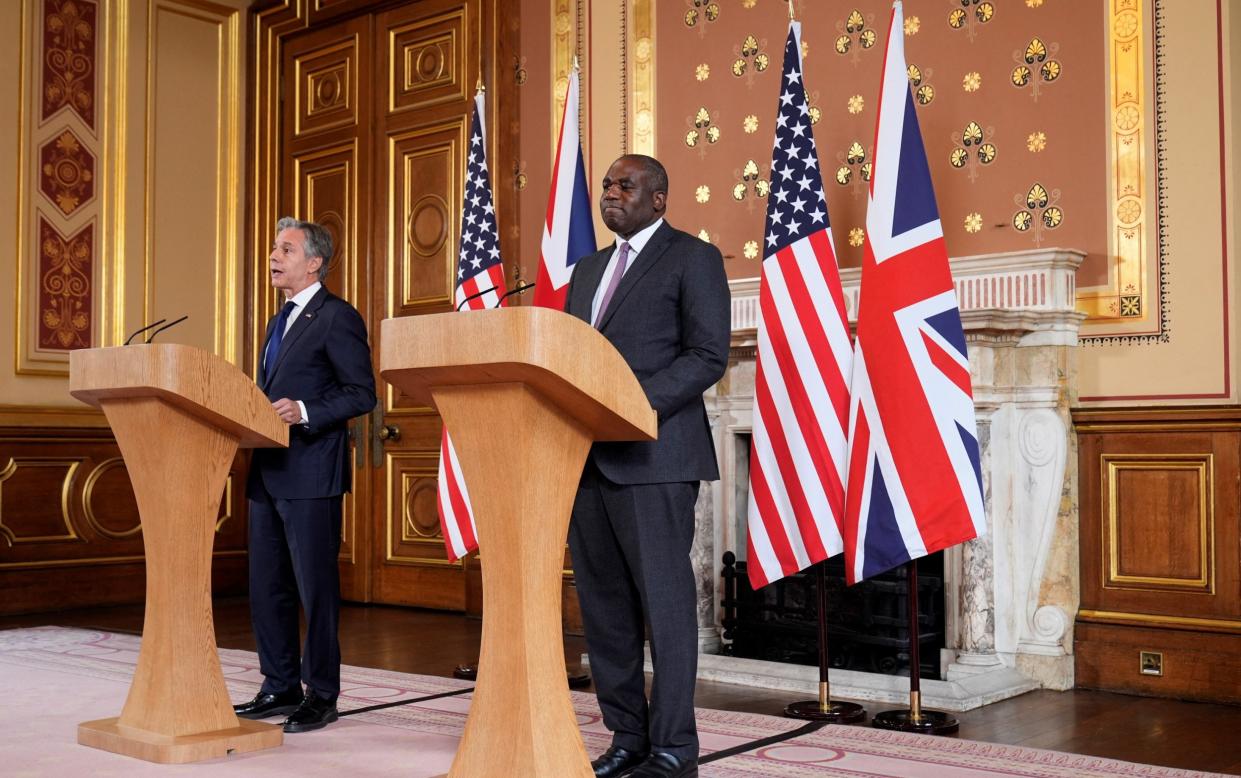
top-left (720, 552), bottom-right (945, 679)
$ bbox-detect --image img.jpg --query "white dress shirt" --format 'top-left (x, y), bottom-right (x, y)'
top-left (590, 217), bottom-right (665, 325)
top-left (265, 281), bottom-right (321, 424)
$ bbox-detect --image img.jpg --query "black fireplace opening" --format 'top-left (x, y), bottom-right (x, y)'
top-left (720, 551), bottom-right (946, 679)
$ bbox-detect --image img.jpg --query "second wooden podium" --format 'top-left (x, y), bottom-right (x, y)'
top-left (69, 344), bottom-right (288, 763)
top-left (380, 307), bottom-right (657, 778)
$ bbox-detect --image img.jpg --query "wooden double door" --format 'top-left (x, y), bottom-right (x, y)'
top-left (263, 0), bottom-right (517, 609)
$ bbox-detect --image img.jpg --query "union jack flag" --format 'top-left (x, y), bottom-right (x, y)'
top-left (535, 63), bottom-right (595, 310)
top-left (843, 0), bottom-right (986, 584)
top-left (437, 88), bottom-right (507, 561)
top-left (745, 21), bottom-right (851, 588)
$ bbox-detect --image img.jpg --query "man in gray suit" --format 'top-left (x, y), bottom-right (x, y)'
top-left (565, 155), bottom-right (730, 778)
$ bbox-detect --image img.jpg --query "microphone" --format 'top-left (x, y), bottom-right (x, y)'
top-left (455, 285), bottom-right (498, 311)
top-left (492, 281), bottom-right (536, 308)
top-left (145, 315), bottom-right (189, 343)
top-left (124, 319), bottom-right (167, 345)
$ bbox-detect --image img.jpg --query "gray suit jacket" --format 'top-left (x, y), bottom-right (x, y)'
top-left (565, 221), bottom-right (731, 485)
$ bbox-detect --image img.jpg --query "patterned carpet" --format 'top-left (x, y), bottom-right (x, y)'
top-left (0, 627), bottom-right (1224, 777)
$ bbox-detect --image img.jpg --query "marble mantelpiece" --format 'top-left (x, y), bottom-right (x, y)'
top-left (681, 247), bottom-right (1085, 711)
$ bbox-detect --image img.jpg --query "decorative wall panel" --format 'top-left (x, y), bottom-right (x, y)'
top-left (294, 36), bottom-right (359, 138)
top-left (16, 0), bottom-right (102, 375)
top-left (389, 8), bottom-right (468, 114)
top-left (294, 143), bottom-right (359, 303)
top-left (387, 118), bottom-right (465, 316)
top-left (384, 450), bottom-right (456, 567)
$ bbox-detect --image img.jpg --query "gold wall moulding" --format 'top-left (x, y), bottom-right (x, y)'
top-left (385, 450), bottom-right (462, 568)
top-left (81, 457), bottom-right (142, 540)
top-left (0, 549), bottom-right (245, 571)
top-left (1078, 609), bottom-right (1241, 635)
top-left (1103, 454), bottom-right (1214, 594)
top-left (0, 457), bottom-right (83, 545)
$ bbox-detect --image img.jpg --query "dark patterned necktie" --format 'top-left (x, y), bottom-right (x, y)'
top-left (263, 300), bottom-right (297, 381)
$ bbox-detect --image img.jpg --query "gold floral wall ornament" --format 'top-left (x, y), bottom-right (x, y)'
top-left (847, 94), bottom-right (865, 115)
top-left (964, 212), bottom-right (984, 233)
top-left (514, 56), bottom-right (528, 86)
top-left (949, 120), bottom-right (997, 182)
top-left (1012, 37), bottom-right (1062, 101)
top-left (1026, 0), bottom-right (1044, 7)
top-left (743, 114), bottom-right (759, 134)
top-left (684, 106), bottom-right (722, 158)
top-left (948, 0), bottom-right (995, 43)
top-left (732, 158), bottom-right (770, 214)
top-left (962, 71), bottom-right (982, 92)
top-left (731, 34), bottom-right (770, 85)
top-left (695, 63), bottom-right (711, 81)
top-left (834, 9), bottom-right (878, 65)
top-left (695, 185), bottom-right (712, 203)
top-left (848, 227), bottom-right (865, 247)
top-left (1012, 182), bottom-right (1063, 246)
top-left (1026, 131), bottom-right (1047, 152)
top-left (907, 63), bottom-right (936, 105)
top-left (742, 0), bottom-right (758, 8)
top-left (685, 0), bottom-right (721, 36)
top-left (513, 160), bottom-right (528, 190)
top-left (743, 240), bottom-right (760, 259)
top-left (835, 141), bottom-right (873, 200)
top-left (698, 228), bottom-right (714, 242)
top-left (905, 15), bottom-right (921, 36)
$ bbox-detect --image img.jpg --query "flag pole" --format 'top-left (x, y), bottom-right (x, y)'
top-left (783, 561), bottom-right (866, 723)
top-left (871, 559), bottom-right (959, 734)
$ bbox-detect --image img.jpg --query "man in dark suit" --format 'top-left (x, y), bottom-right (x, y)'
top-left (565, 155), bottom-right (730, 778)
top-left (232, 217), bottom-right (376, 733)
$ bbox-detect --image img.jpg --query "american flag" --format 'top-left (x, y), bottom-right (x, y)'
top-left (842, 0), bottom-right (986, 584)
top-left (437, 88), bottom-right (508, 562)
top-left (745, 21), bottom-right (852, 589)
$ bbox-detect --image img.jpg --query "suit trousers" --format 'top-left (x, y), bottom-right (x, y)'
top-left (568, 460), bottom-right (701, 760)
top-left (247, 481), bottom-right (343, 701)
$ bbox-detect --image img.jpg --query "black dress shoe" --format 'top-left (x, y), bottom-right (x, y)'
top-left (233, 690), bottom-right (302, 720)
top-left (282, 692), bottom-right (339, 733)
top-left (627, 752), bottom-right (698, 778)
top-left (591, 745), bottom-right (649, 777)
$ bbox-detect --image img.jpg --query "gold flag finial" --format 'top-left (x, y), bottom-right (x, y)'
top-left (476, 76), bottom-right (485, 93)
top-left (572, 53), bottom-right (580, 71)
top-left (788, 0), bottom-right (795, 20)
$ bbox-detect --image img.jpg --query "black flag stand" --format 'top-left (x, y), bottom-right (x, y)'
top-left (871, 559), bottom-right (959, 734)
top-left (783, 561), bottom-right (866, 723)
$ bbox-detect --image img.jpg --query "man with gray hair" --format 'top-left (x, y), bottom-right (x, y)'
top-left (232, 217), bottom-right (375, 733)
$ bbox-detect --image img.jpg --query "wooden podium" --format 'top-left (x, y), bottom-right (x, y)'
top-left (69, 344), bottom-right (289, 764)
top-left (380, 307), bottom-right (657, 777)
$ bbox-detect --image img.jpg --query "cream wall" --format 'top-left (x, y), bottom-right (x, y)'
top-left (0, 0), bottom-right (248, 418)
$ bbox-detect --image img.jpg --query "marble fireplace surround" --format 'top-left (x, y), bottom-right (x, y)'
top-left (640, 247), bottom-right (1085, 712)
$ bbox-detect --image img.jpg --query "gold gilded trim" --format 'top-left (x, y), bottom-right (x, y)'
top-left (0, 457), bottom-right (83, 545)
top-left (386, 8), bottom-right (468, 115)
top-left (81, 457), bottom-right (141, 539)
top-left (100, 0), bottom-right (131, 347)
top-left (144, 0), bottom-right (243, 364)
top-left (1078, 0), bottom-right (1148, 323)
top-left (1103, 454), bottom-right (1214, 593)
top-left (629, 0), bottom-right (654, 156)
top-left (384, 451), bottom-right (462, 567)
top-left (551, 0), bottom-right (576, 152)
top-left (1079, 609), bottom-right (1241, 634)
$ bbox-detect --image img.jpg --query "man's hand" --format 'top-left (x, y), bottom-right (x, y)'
top-left (272, 398), bottom-right (303, 425)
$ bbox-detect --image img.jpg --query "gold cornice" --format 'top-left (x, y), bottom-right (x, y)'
top-left (1079, 609), bottom-right (1241, 635)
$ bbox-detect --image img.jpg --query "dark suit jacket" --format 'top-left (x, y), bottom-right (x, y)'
top-left (247, 286), bottom-right (376, 500)
top-left (565, 221), bottom-right (731, 485)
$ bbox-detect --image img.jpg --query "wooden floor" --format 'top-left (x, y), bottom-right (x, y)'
top-left (4, 598), bottom-right (1239, 775)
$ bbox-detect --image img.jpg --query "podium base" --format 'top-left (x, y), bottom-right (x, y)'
top-left (78, 716), bottom-right (283, 763)
top-left (871, 708), bottom-right (959, 735)
top-left (784, 699), bottom-right (867, 723)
